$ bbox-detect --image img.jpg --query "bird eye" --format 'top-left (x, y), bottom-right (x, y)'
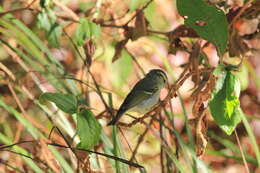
top-left (157, 72), bottom-right (166, 83)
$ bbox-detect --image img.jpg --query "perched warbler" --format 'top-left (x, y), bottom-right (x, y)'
top-left (108, 69), bottom-right (167, 125)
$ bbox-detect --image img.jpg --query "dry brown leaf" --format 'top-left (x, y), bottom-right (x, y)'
top-left (196, 108), bottom-right (208, 157)
top-left (74, 150), bottom-right (94, 172)
top-left (84, 39), bottom-right (96, 66)
top-left (131, 10), bottom-right (148, 41)
top-left (112, 39), bottom-right (128, 62)
top-left (192, 73), bottom-right (216, 156)
top-left (192, 73), bottom-right (215, 117)
top-left (190, 42), bottom-right (201, 88)
top-left (229, 29), bottom-right (249, 57)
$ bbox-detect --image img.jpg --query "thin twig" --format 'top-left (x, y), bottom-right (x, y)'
top-left (62, 29), bottom-right (85, 62)
top-left (125, 0), bottom-right (153, 25)
top-left (129, 119), bottom-right (153, 162)
top-left (48, 143), bottom-right (144, 169)
top-left (0, 141), bottom-right (53, 169)
top-left (53, 0), bottom-right (79, 21)
top-left (0, 0), bottom-right (37, 17)
top-left (234, 129), bottom-right (250, 173)
top-left (167, 81), bottom-right (180, 159)
top-left (147, 29), bottom-right (168, 35)
top-left (99, 23), bottom-right (124, 28)
top-left (51, 126), bottom-right (86, 169)
top-left (0, 140), bottom-right (35, 150)
top-left (0, 159), bottom-right (25, 173)
top-left (159, 113), bottom-right (165, 173)
top-left (88, 71), bottom-right (114, 117)
top-left (230, 0), bottom-right (254, 27)
top-left (125, 48), bottom-right (146, 76)
top-left (103, 9), bottom-right (130, 22)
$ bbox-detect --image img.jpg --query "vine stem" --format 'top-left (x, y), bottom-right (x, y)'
top-left (234, 129), bottom-right (250, 173)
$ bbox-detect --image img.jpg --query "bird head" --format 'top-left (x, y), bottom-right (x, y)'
top-left (146, 69), bottom-right (168, 88)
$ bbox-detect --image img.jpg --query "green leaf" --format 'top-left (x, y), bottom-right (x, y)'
top-left (39, 92), bottom-right (77, 114)
top-left (209, 71), bottom-right (242, 135)
top-left (75, 18), bottom-right (101, 46)
top-left (36, 10), bottom-right (62, 48)
top-left (37, 12), bottom-right (51, 30)
top-left (47, 23), bottom-right (62, 48)
top-left (77, 109), bottom-right (101, 150)
top-left (176, 0), bottom-right (228, 55)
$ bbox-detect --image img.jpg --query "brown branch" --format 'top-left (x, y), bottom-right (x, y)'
top-left (147, 29), bottom-right (168, 35)
top-left (53, 0), bottom-right (79, 21)
top-left (99, 23), bottom-right (124, 28)
top-left (166, 82), bottom-right (180, 159)
top-left (125, 48), bottom-right (146, 76)
top-left (88, 70), bottom-right (114, 117)
top-left (159, 113), bottom-right (165, 173)
top-left (230, 0), bottom-right (254, 27)
top-left (125, 0), bottom-right (153, 26)
top-left (0, 0), bottom-right (37, 17)
top-left (48, 143), bottom-right (144, 169)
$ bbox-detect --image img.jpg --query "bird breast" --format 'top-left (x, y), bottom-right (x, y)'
top-left (130, 90), bottom-right (160, 114)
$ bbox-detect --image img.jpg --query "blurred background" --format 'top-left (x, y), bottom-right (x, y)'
top-left (0, 0), bottom-right (260, 172)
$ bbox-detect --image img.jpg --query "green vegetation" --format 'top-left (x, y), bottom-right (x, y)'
top-left (0, 0), bottom-right (260, 172)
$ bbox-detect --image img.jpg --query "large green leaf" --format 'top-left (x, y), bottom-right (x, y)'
top-left (39, 92), bottom-right (77, 114)
top-left (77, 109), bottom-right (101, 150)
top-left (75, 18), bottom-right (101, 46)
top-left (209, 70), bottom-right (242, 135)
top-left (176, 0), bottom-right (228, 55)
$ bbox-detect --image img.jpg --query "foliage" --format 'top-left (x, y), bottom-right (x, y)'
top-left (209, 69), bottom-right (241, 135)
top-left (75, 18), bottom-right (101, 46)
top-left (77, 109), bottom-right (101, 150)
top-left (0, 0), bottom-right (260, 172)
top-left (40, 92), bottom-right (78, 114)
top-left (177, 0), bottom-right (228, 55)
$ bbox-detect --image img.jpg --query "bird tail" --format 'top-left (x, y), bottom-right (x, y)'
top-left (107, 108), bottom-right (126, 126)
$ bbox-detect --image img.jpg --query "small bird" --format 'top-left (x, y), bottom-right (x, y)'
top-left (108, 69), bottom-right (167, 125)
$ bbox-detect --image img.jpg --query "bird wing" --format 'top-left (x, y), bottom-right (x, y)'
top-left (119, 78), bottom-right (159, 111)
top-left (107, 78), bottom-right (159, 125)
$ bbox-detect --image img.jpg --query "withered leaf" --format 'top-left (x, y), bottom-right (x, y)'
top-left (83, 40), bottom-right (95, 66)
top-left (131, 10), bottom-right (148, 41)
top-left (112, 39), bottom-right (129, 62)
top-left (229, 29), bottom-right (249, 57)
